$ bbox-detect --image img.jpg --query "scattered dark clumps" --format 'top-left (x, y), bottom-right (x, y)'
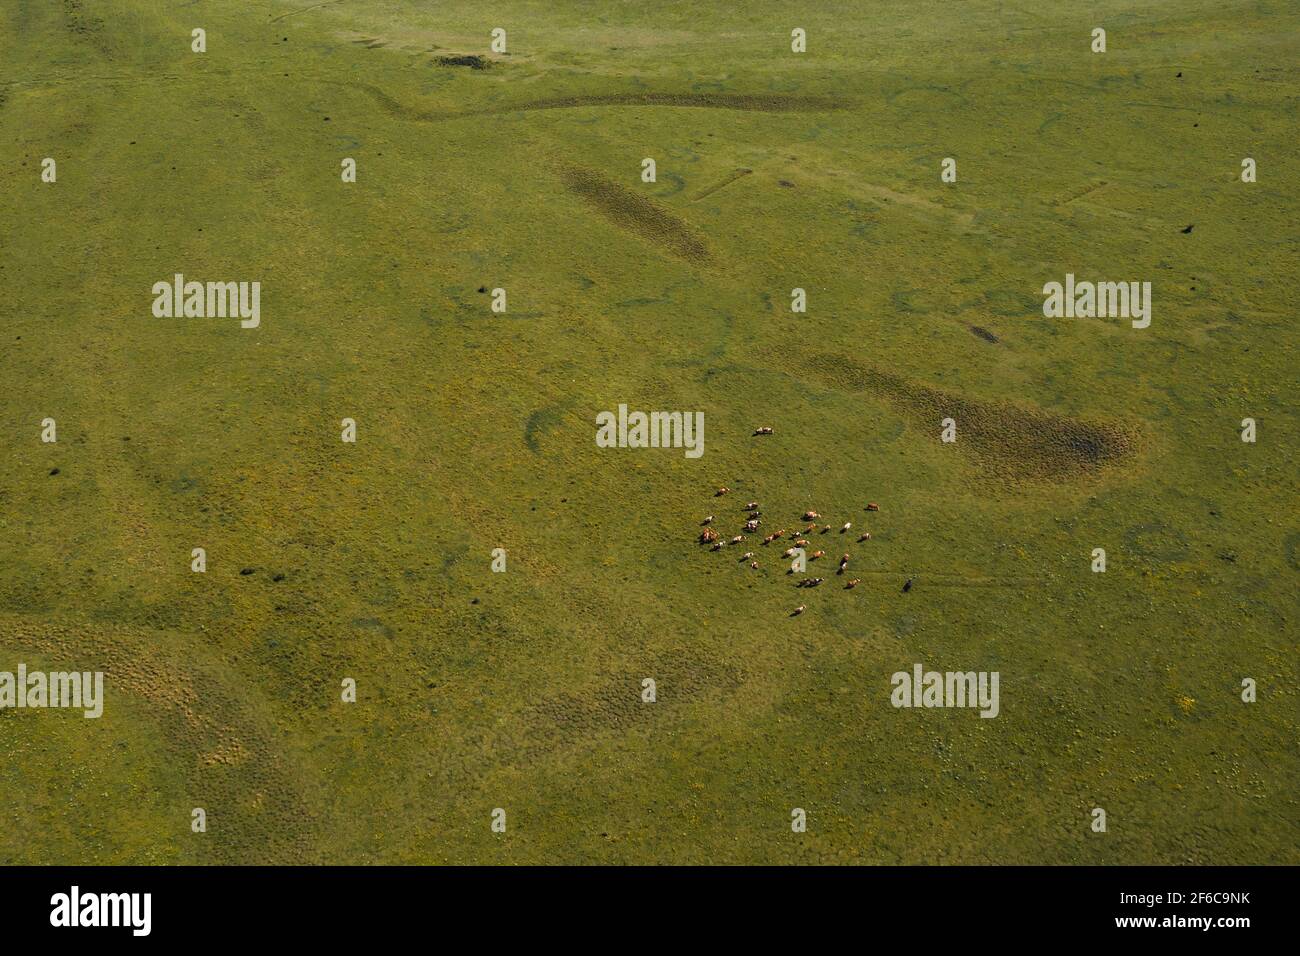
top-left (240, 567), bottom-right (256, 576)
top-left (778, 179), bottom-right (795, 187)
top-left (510, 654), bottom-right (746, 765)
top-left (1285, 533), bottom-right (1300, 571)
top-left (969, 325), bottom-right (999, 343)
top-left (14, 619), bottom-right (323, 862)
top-left (1181, 224), bottom-right (1194, 233)
top-left (562, 165), bottom-right (709, 262)
top-left (48, 468), bottom-right (60, 476)
top-left (437, 54), bottom-right (489, 69)
top-left (810, 353), bottom-right (1141, 482)
top-left (62, 0), bottom-right (114, 58)
top-left (1124, 523), bottom-right (1190, 562)
top-left (272, 573), bottom-right (285, 582)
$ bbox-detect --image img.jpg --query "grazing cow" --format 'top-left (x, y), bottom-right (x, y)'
top-left (839, 554), bottom-right (849, 569)
top-left (745, 501), bottom-right (759, 511)
top-left (841, 522), bottom-right (851, 533)
top-left (782, 547), bottom-right (796, 558)
top-left (845, 578), bottom-right (861, 589)
top-left (794, 538), bottom-right (810, 548)
top-left (702, 515), bottom-right (714, 525)
top-left (750, 561), bottom-right (760, 569)
top-left (866, 502), bottom-right (880, 512)
top-left (699, 528), bottom-right (719, 544)
top-left (716, 487), bottom-right (730, 496)
top-left (753, 426), bottom-right (774, 435)
top-left (857, 532), bottom-right (872, 542)
top-left (902, 578), bottom-right (913, 593)
top-left (741, 551), bottom-right (754, 560)
top-left (802, 510), bottom-right (820, 520)
top-left (711, 542), bottom-right (724, 551)
top-left (730, 535), bottom-right (744, 545)
top-left (762, 534), bottom-right (777, 545)
top-left (744, 519), bottom-right (761, 531)
top-left (810, 550), bottom-right (825, 559)
top-left (791, 605), bottom-right (806, 616)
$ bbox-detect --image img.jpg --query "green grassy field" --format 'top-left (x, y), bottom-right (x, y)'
top-left (1, 0), bottom-right (1296, 864)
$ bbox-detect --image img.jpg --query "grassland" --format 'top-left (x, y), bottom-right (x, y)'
top-left (0, 0), bottom-right (1296, 864)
